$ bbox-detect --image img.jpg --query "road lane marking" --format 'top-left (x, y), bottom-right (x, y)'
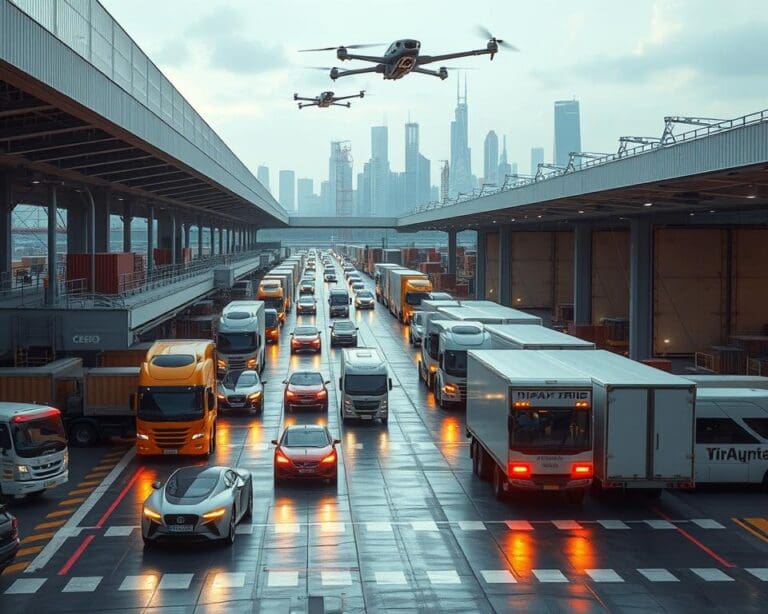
top-left (58, 497), bottom-right (86, 507)
top-left (33, 520), bottom-right (66, 530)
top-left (533, 569), bottom-right (569, 583)
top-left (274, 523), bottom-right (300, 534)
top-left (597, 520), bottom-right (630, 530)
top-left (21, 532), bottom-right (55, 544)
top-left (746, 568), bottom-right (768, 581)
top-left (586, 569), bottom-right (624, 582)
top-left (77, 481), bottom-right (100, 488)
top-left (732, 517), bottom-right (768, 545)
top-left (366, 522), bottom-right (392, 532)
top-left (644, 520), bottom-right (675, 529)
top-left (45, 510), bottom-right (73, 519)
top-left (104, 526), bottom-right (134, 537)
top-left (375, 571), bottom-right (407, 585)
top-left (267, 571), bottom-right (298, 587)
top-left (67, 488), bottom-right (92, 496)
top-left (158, 574), bottom-right (193, 590)
top-left (426, 570), bottom-right (461, 584)
top-left (1, 562), bottom-right (29, 575)
top-left (411, 521), bottom-right (438, 532)
top-left (235, 524), bottom-right (254, 535)
top-left (119, 574), bottom-right (158, 590)
top-left (457, 521), bottom-right (486, 531)
top-left (691, 519), bottom-right (725, 529)
top-left (552, 520), bottom-right (582, 530)
top-left (16, 546), bottom-right (43, 557)
top-left (505, 520), bottom-right (534, 531)
top-left (4, 578), bottom-right (46, 594)
top-left (480, 570), bottom-right (517, 584)
top-left (638, 568), bottom-right (679, 582)
top-left (690, 568), bottom-right (734, 582)
top-left (321, 571), bottom-right (352, 586)
top-left (320, 522), bottom-right (345, 533)
top-left (212, 572), bottom-right (246, 588)
top-left (651, 507), bottom-right (734, 568)
top-left (62, 576), bottom-right (102, 592)
top-left (26, 446), bottom-right (136, 573)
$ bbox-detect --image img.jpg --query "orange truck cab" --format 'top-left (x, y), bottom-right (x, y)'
top-left (135, 340), bottom-right (218, 457)
top-left (265, 308), bottom-right (280, 343)
top-left (258, 279), bottom-right (286, 323)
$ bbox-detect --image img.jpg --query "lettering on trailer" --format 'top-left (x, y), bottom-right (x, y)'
top-left (705, 447), bottom-right (768, 463)
top-left (72, 334), bottom-right (100, 344)
top-left (514, 390), bottom-right (591, 401)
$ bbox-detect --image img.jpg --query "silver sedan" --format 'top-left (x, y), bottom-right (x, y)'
top-left (141, 465), bottom-right (253, 546)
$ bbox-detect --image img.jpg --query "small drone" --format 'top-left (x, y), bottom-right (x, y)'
top-left (293, 90), bottom-right (365, 109)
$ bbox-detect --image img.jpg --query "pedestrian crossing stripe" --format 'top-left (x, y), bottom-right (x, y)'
top-left (5, 567), bottom-right (766, 593)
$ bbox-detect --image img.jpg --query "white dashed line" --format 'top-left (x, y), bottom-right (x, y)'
top-left (586, 569), bottom-right (624, 583)
top-left (480, 570), bottom-right (517, 584)
top-left (4, 578), bottom-right (47, 594)
top-left (119, 575), bottom-right (158, 591)
top-left (321, 571), bottom-right (352, 586)
top-left (62, 576), bottom-right (101, 593)
top-left (533, 569), bottom-right (569, 583)
top-left (505, 520), bottom-right (534, 531)
top-left (552, 520), bottom-right (582, 530)
top-left (426, 570), bottom-right (461, 585)
top-left (690, 568), bottom-right (734, 582)
top-left (158, 574), bottom-right (193, 590)
top-left (375, 571), bottom-right (407, 585)
top-left (638, 568), bottom-right (680, 582)
top-left (212, 572), bottom-right (246, 588)
top-left (457, 521), bottom-right (486, 531)
top-left (268, 571), bottom-right (299, 588)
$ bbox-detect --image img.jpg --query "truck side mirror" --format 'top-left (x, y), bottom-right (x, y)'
top-left (338, 377), bottom-right (343, 389)
top-left (389, 378), bottom-right (393, 391)
top-left (270, 439), bottom-right (278, 446)
top-left (348, 297), bottom-right (352, 305)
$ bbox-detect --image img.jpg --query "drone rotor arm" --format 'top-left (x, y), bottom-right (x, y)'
top-left (417, 48), bottom-right (491, 65)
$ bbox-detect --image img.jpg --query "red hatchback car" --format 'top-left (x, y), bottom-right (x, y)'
top-left (272, 425), bottom-right (340, 484)
top-left (283, 371), bottom-right (329, 412)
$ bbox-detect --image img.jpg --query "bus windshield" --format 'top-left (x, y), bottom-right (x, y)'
top-left (11, 414), bottom-right (67, 458)
top-left (510, 407), bottom-right (591, 452)
top-left (218, 332), bottom-right (257, 353)
top-left (138, 386), bottom-right (205, 422)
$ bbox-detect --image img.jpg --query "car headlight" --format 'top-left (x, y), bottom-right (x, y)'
top-left (246, 358), bottom-right (257, 369)
top-left (217, 393), bottom-right (226, 400)
top-left (344, 399), bottom-right (354, 407)
top-left (143, 506), bottom-right (162, 521)
top-left (15, 464), bottom-right (30, 479)
top-left (191, 433), bottom-right (205, 440)
top-left (136, 432), bottom-right (149, 440)
top-left (248, 391), bottom-right (262, 400)
top-left (217, 359), bottom-right (226, 369)
top-left (202, 507), bottom-right (227, 520)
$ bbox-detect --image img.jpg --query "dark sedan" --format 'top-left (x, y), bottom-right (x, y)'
top-left (330, 320), bottom-right (358, 347)
top-left (272, 425), bottom-right (339, 484)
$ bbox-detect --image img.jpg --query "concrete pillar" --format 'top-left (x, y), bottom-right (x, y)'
top-left (475, 229), bottom-right (486, 299)
top-left (93, 189), bottom-right (110, 253)
top-left (218, 227), bottom-right (224, 255)
top-left (629, 217), bottom-right (653, 360)
top-left (171, 213), bottom-right (177, 266)
top-left (183, 220), bottom-right (191, 251)
top-left (209, 225), bottom-right (215, 257)
top-left (499, 225), bottom-right (512, 306)
top-left (573, 223), bottom-right (592, 325)
top-left (147, 205), bottom-right (155, 277)
top-left (0, 173), bottom-right (12, 277)
top-left (122, 200), bottom-right (132, 253)
top-left (447, 229), bottom-right (457, 275)
top-left (46, 184), bottom-right (58, 305)
top-left (197, 221), bottom-right (204, 259)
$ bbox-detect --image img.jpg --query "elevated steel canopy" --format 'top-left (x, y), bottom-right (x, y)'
top-left (0, 0), bottom-right (287, 226)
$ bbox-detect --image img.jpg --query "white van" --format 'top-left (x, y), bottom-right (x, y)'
top-left (694, 387), bottom-right (768, 487)
top-left (339, 348), bottom-right (393, 425)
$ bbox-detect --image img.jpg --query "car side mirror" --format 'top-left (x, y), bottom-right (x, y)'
top-left (208, 391), bottom-right (216, 411)
top-left (270, 439), bottom-right (278, 446)
top-left (261, 380), bottom-right (268, 385)
top-left (348, 298), bottom-right (352, 305)
top-left (333, 438), bottom-right (341, 445)
top-left (389, 378), bottom-right (393, 391)
top-left (151, 481), bottom-right (162, 490)
top-left (289, 332), bottom-right (294, 336)
top-left (324, 380), bottom-right (330, 385)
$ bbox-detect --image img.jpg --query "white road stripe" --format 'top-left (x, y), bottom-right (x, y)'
top-left (690, 568), bottom-right (734, 582)
top-left (321, 571), bottom-right (352, 586)
top-left (375, 571), bottom-right (407, 585)
top-left (62, 576), bottom-right (102, 593)
top-left (320, 522), bottom-right (346, 534)
top-left (480, 570), bottom-right (517, 584)
top-left (533, 569), bottom-right (569, 583)
top-left (645, 519), bottom-right (676, 530)
top-left (746, 568), bottom-right (768, 581)
top-left (158, 574), bottom-right (194, 590)
top-left (268, 571), bottom-right (299, 587)
top-left (597, 520), bottom-right (630, 530)
top-left (212, 572), bottom-right (246, 588)
top-left (119, 575), bottom-right (158, 591)
top-left (427, 570), bottom-right (461, 585)
top-left (4, 578), bottom-right (46, 594)
top-left (505, 520), bottom-right (534, 531)
top-left (274, 523), bottom-right (300, 534)
top-left (552, 520), bottom-right (582, 530)
top-left (411, 521), bottom-right (439, 532)
top-left (457, 521), bottom-right (486, 531)
top-left (586, 569), bottom-right (624, 583)
top-left (638, 568), bottom-right (679, 582)
top-left (691, 519), bottom-right (725, 529)
top-left (104, 525), bottom-right (135, 537)
top-left (26, 446), bottom-right (137, 573)
top-left (366, 522), bottom-right (393, 532)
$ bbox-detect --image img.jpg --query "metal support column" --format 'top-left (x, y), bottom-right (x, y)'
top-left (573, 223), bottom-right (592, 325)
top-left (499, 225), bottom-right (512, 306)
top-left (0, 173), bottom-right (14, 276)
top-left (629, 217), bottom-right (653, 360)
top-left (447, 229), bottom-right (457, 276)
top-left (183, 220), bottom-right (191, 251)
top-left (46, 184), bottom-right (58, 305)
top-left (218, 227), bottom-right (224, 255)
top-left (197, 221), bottom-right (204, 259)
top-left (93, 190), bottom-right (110, 252)
top-left (475, 229), bottom-right (486, 299)
top-left (122, 200), bottom-right (132, 253)
top-left (209, 225), bottom-right (215, 257)
top-left (171, 213), bottom-right (177, 265)
top-left (147, 205), bottom-right (155, 277)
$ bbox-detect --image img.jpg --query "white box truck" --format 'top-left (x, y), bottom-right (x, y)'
top-left (373, 263), bottom-right (402, 304)
top-left (693, 387), bottom-right (768, 487)
top-left (543, 349), bottom-right (696, 495)
top-left (217, 301), bottom-right (266, 374)
top-left (486, 324), bottom-right (595, 350)
top-left (437, 305), bottom-right (543, 326)
top-left (466, 350), bottom-right (594, 503)
top-left (338, 348), bottom-right (393, 424)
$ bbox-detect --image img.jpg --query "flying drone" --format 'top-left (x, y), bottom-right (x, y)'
top-left (293, 90), bottom-right (365, 109)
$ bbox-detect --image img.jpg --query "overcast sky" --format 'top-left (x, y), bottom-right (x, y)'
top-left (102, 0), bottom-right (768, 190)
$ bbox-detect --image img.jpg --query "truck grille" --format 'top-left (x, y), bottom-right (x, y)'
top-left (226, 357), bottom-right (246, 370)
top-left (354, 401), bottom-right (379, 412)
top-left (151, 427), bottom-right (190, 448)
top-left (30, 459), bottom-right (64, 479)
top-left (458, 383), bottom-right (467, 401)
top-left (164, 514), bottom-right (199, 526)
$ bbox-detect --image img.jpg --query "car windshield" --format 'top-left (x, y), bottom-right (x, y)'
top-left (412, 313), bottom-right (424, 326)
top-left (299, 297), bottom-right (314, 304)
top-left (283, 429), bottom-right (329, 447)
top-left (138, 386), bottom-right (205, 421)
top-left (334, 321), bottom-right (355, 331)
top-left (406, 292), bottom-right (430, 306)
top-left (294, 326), bottom-right (317, 336)
top-left (10, 414), bottom-right (67, 458)
top-left (218, 331), bottom-right (257, 352)
top-left (329, 293), bottom-right (348, 305)
top-left (357, 291), bottom-right (373, 298)
top-left (237, 373), bottom-right (259, 387)
top-left (344, 374), bottom-right (388, 396)
top-left (510, 408), bottom-right (591, 452)
top-left (165, 469), bottom-right (219, 503)
top-left (289, 372), bottom-right (323, 386)
top-left (263, 297), bottom-right (283, 311)
top-left (265, 311), bottom-right (278, 327)
top-left (443, 350), bottom-right (467, 377)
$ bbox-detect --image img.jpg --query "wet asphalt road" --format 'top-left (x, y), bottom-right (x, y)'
top-left (1, 255), bottom-right (767, 613)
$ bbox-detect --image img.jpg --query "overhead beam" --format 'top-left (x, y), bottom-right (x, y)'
top-left (0, 103), bottom-right (55, 118)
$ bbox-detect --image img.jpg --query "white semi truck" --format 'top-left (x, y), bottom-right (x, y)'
top-left (338, 348), bottom-right (393, 424)
top-left (485, 324), bottom-right (595, 350)
top-left (466, 350), bottom-right (594, 503)
top-left (217, 301), bottom-right (266, 375)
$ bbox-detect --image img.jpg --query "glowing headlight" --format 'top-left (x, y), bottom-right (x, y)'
top-left (202, 507), bottom-right (227, 520)
top-left (191, 433), bottom-right (205, 440)
top-left (143, 506), bottom-right (162, 521)
top-left (15, 464), bottom-right (29, 474)
top-left (136, 432), bottom-right (149, 440)
top-left (246, 358), bottom-right (257, 369)
top-left (248, 391), bottom-right (262, 400)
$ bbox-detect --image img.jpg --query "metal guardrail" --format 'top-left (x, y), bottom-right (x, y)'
top-left (411, 108), bottom-right (768, 215)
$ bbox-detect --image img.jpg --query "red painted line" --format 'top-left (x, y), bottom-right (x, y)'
top-left (57, 534), bottom-right (94, 576)
top-left (56, 467), bottom-right (144, 576)
top-left (652, 507), bottom-right (735, 568)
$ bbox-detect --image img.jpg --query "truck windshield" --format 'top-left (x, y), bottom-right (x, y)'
top-left (510, 408), bottom-right (591, 452)
top-left (443, 350), bottom-right (467, 377)
top-left (11, 415), bottom-right (67, 458)
top-left (344, 374), bottom-right (388, 396)
top-left (406, 292), bottom-right (430, 306)
top-left (138, 386), bottom-right (205, 421)
top-left (263, 297), bottom-right (283, 311)
top-left (218, 332), bottom-right (257, 353)
top-left (265, 312), bottom-right (278, 327)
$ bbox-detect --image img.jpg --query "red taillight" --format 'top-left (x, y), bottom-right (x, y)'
top-left (509, 462), bottom-right (531, 478)
top-left (571, 462), bottom-right (593, 478)
top-left (275, 449), bottom-right (291, 465)
top-left (317, 389), bottom-right (327, 399)
top-left (11, 517), bottom-right (18, 537)
top-left (321, 449), bottom-right (337, 465)
top-left (12, 407), bottom-right (61, 423)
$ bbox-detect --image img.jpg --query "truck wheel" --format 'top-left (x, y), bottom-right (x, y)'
top-left (492, 464), bottom-right (507, 501)
top-left (476, 445), bottom-right (491, 482)
top-left (471, 441), bottom-right (480, 476)
top-left (209, 426), bottom-right (217, 455)
top-left (70, 422), bottom-right (100, 447)
top-left (565, 488), bottom-right (586, 505)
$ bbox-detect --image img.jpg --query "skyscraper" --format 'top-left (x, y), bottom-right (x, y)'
top-left (498, 135), bottom-right (511, 185)
top-left (530, 147), bottom-right (544, 176)
top-left (296, 178), bottom-right (314, 215)
top-left (257, 165), bottom-right (270, 191)
top-left (278, 170), bottom-right (295, 212)
top-left (329, 141), bottom-right (353, 218)
top-left (417, 153), bottom-right (431, 206)
top-left (369, 126), bottom-right (390, 216)
top-left (449, 79), bottom-right (472, 198)
top-left (404, 122), bottom-right (420, 210)
top-left (554, 100), bottom-right (581, 168)
top-left (483, 130), bottom-right (499, 186)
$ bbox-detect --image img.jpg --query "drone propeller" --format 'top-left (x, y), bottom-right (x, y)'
top-left (303, 66), bottom-right (337, 71)
top-left (475, 26), bottom-right (519, 51)
top-left (299, 43), bottom-right (385, 52)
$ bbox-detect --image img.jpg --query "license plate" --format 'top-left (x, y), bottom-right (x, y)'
top-left (163, 449), bottom-right (178, 455)
top-left (298, 468), bottom-right (315, 474)
top-left (230, 403), bottom-right (244, 408)
top-left (543, 484), bottom-right (560, 491)
top-left (360, 415), bottom-right (373, 420)
top-left (44, 477), bottom-right (60, 488)
top-left (167, 524), bottom-right (193, 533)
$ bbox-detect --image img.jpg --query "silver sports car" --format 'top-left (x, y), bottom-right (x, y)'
top-left (141, 465), bottom-right (253, 546)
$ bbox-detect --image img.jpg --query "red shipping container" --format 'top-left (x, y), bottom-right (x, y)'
top-left (454, 284), bottom-right (469, 297)
top-left (66, 253), bottom-right (91, 288)
top-left (640, 358), bottom-right (673, 373)
top-left (94, 252), bottom-right (135, 294)
top-left (154, 248), bottom-right (171, 266)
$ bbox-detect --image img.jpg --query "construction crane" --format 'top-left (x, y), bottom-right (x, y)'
top-left (618, 136), bottom-right (662, 155)
top-left (565, 152), bottom-right (611, 173)
top-left (534, 163), bottom-right (566, 181)
top-left (661, 116), bottom-right (725, 144)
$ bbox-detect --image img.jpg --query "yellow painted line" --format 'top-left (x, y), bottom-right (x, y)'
top-left (93, 464), bottom-right (114, 471)
top-left (745, 517), bottom-right (768, 537)
top-left (68, 487), bottom-right (92, 495)
top-left (34, 520), bottom-right (66, 530)
top-left (22, 532), bottom-right (55, 544)
top-left (733, 518), bottom-right (768, 545)
top-left (46, 509), bottom-right (74, 519)
top-left (85, 472), bottom-right (108, 479)
top-left (16, 545), bottom-right (43, 557)
top-left (58, 497), bottom-right (86, 507)
top-left (1, 562), bottom-right (28, 575)
top-left (77, 480), bottom-right (100, 487)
